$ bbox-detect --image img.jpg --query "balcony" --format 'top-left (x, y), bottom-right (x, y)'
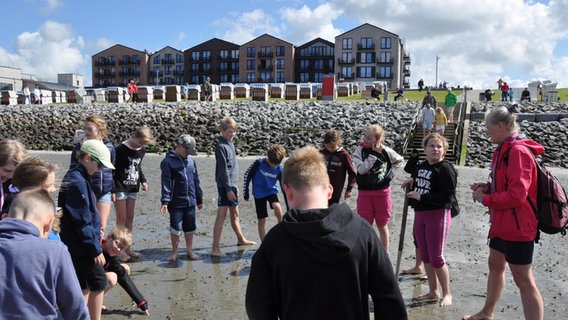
top-left (358, 57), bottom-right (376, 64)
top-left (403, 54), bottom-right (411, 64)
top-left (377, 58), bottom-right (394, 65)
top-left (337, 58), bottom-right (355, 65)
top-left (337, 73), bottom-right (355, 80)
top-left (173, 70), bottom-right (184, 76)
top-left (376, 73), bottom-right (393, 79)
top-left (94, 72), bottom-right (116, 78)
top-left (118, 59), bottom-right (140, 65)
top-left (258, 65), bottom-right (274, 71)
top-left (357, 43), bottom-right (375, 50)
top-left (162, 59), bottom-right (175, 65)
top-left (95, 60), bottom-right (115, 67)
top-left (258, 51), bottom-right (273, 58)
top-left (403, 68), bottom-right (411, 76)
top-left (118, 71), bottom-right (141, 77)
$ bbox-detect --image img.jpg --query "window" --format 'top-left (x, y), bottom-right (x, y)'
top-left (220, 74), bottom-right (229, 83)
top-left (360, 38), bottom-right (373, 49)
top-left (192, 52), bottom-right (200, 61)
top-left (230, 74), bottom-right (239, 83)
top-left (314, 73), bottom-right (323, 82)
top-left (108, 56), bottom-right (115, 64)
top-left (300, 72), bottom-right (310, 82)
top-left (247, 47), bottom-right (256, 58)
top-left (246, 72), bottom-right (256, 82)
top-left (381, 37), bottom-right (391, 49)
top-left (380, 52), bottom-right (392, 63)
top-left (202, 50), bottom-right (210, 60)
top-left (132, 55), bottom-right (139, 63)
top-left (176, 54), bottom-right (183, 63)
top-left (359, 52), bottom-right (374, 63)
top-left (202, 63), bottom-right (211, 73)
top-left (341, 66), bottom-right (353, 77)
top-left (275, 46), bottom-right (285, 56)
top-left (314, 60), bottom-right (323, 70)
top-left (175, 65), bottom-right (184, 74)
top-left (122, 55), bottom-right (129, 63)
top-left (276, 71), bottom-right (285, 82)
top-left (164, 65), bottom-right (173, 75)
top-left (231, 50), bottom-right (239, 59)
top-left (247, 60), bottom-right (256, 71)
top-left (164, 53), bottom-right (173, 63)
top-left (191, 63), bottom-right (199, 72)
top-left (191, 75), bottom-right (200, 84)
top-left (260, 72), bottom-right (271, 82)
top-left (300, 60), bottom-right (310, 70)
top-left (358, 67), bottom-right (373, 78)
top-left (342, 38), bottom-right (352, 50)
top-left (379, 66), bottom-right (392, 77)
top-left (153, 66), bottom-right (161, 74)
top-left (341, 52), bottom-right (353, 63)
top-left (260, 46), bottom-right (271, 57)
top-left (220, 50), bottom-right (228, 59)
top-left (153, 55), bottom-right (161, 64)
top-left (276, 59), bottom-right (284, 69)
top-left (231, 61), bottom-right (239, 71)
top-left (219, 62), bottom-right (228, 71)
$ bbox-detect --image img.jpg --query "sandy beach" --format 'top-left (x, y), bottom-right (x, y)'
top-left (34, 151), bottom-right (568, 320)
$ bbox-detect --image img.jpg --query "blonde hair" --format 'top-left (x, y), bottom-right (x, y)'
top-left (436, 107), bottom-right (443, 113)
top-left (0, 139), bottom-right (27, 167)
top-left (367, 124), bottom-right (385, 143)
top-left (85, 114), bottom-right (108, 139)
top-left (107, 226), bottom-right (133, 249)
top-left (132, 126), bottom-right (155, 145)
top-left (220, 116), bottom-right (238, 131)
top-left (11, 157), bottom-right (57, 191)
top-left (422, 132), bottom-right (449, 151)
top-left (282, 146), bottom-right (329, 189)
top-left (267, 144), bottom-right (286, 165)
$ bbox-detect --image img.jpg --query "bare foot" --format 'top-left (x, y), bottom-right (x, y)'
top-left (420, 275), bottom-right (428, 281)
top-left (462, 312), bottom-right (494, 320)
top-left (401, 266), bottom-right (423, 275)
top-left (210, 247), bottom-right (225, 257)
top-left (237, 239), bottom-right (256, 246)
top-left (413, 293), bottom-right (439, 302)
top-left (126, 248), bottom-right (141, 259)
top-left (187, 252), bottom-right (199, 260)
top-left (167, 253), bottom-right (178, 261)
top-left (440, 294), bottom-right (452, 307)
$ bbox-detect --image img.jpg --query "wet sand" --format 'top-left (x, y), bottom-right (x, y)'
top-left (36, 151), bottom-right (568, 320)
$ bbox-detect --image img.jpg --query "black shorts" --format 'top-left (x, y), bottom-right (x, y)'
top-left (489, 237), bottom-right (534, 265)
top-left (71, 255), bottom-right (108, 292)
top-left (254, 194), bottom-right (280, 219)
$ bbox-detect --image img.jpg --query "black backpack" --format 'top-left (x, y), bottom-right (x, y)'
top-left (504, 145), bottom-right (568, 238)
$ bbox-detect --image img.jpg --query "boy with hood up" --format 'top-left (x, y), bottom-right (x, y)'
top-left (245, 146), bottom-right (407, 320)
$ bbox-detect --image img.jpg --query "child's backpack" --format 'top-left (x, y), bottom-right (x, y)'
top-left (504, 145), bottom-right (568, 238)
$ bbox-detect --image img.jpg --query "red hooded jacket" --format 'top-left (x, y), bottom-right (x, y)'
top-left (482, 137), bottom-right (544, 241)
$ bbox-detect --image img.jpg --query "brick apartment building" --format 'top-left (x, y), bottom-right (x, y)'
top-left (184, 38), bottom-right (240, 85)
top-left (294, 37), bottom-right (335, 83)
top-left (239, 34), bottom-right (295, 84)
top-left (92, 44), bottom-right (150, 88)
top-left (149, 46), bottom-right (184, 85)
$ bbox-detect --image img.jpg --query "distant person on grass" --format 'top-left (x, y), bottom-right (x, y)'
top-left (245, 146), bottom-right (407, 320)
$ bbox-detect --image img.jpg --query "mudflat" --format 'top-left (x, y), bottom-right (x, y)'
top-left (36, 151), bottom-right (568, 320)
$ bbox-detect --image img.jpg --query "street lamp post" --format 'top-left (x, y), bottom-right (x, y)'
top-left (435, 55), bottom-right (440, 88)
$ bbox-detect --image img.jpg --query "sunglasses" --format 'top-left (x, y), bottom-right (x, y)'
top-left (82, 126), bottom-right (95, 132)
top-left (90, 155), bottom-right (105, 169)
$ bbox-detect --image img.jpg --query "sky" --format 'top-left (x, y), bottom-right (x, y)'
top-left (1, 0), bottom-right (567, 89)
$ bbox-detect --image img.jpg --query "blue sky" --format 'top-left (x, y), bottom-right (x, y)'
top-left (1, 0), bottom-right (567, 89)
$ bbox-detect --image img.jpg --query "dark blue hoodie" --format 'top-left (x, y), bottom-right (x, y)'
top-left (160, 150), bottom-right (203, 208)
top-left (70, 138), bottom-right (115, 196)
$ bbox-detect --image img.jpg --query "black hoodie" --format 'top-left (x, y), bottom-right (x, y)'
top-left (246, 203), bottom-right (407, 320)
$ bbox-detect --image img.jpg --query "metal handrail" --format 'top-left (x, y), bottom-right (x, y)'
top-left (401, 102), bottom-right (423, 156)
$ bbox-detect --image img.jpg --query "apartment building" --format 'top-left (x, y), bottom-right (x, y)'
top-left (334, 23), bottom-right (411, 89)
top-left (239, 34), bottom-right (295, 83)
top-left (184, 38), bottom-right (240, 85)
top-left (294, 38), bottom-right (335, 83)
top-left (92, 44), bottom-right (150, 88)
top-left (148, 46), bottom-right (184, 85)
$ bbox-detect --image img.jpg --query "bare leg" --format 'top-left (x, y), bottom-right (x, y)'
top-left (185, 232), bottom-right (198, 260)
top-left (168, 233), bottom-right (179, 261)
top-left (403, 248), bottom-right (424, 275)
top-left (87, 290), bottom-right (104, 320)
top-left (377, 224), bottom-right (389, 252)
top-left (415, 262), bottom-right (440, 302)
top-left (210, 207), bottom-right (228, 256)
top-left (258, 218), bottom-right (267, 241)
top-left (124, 198), bottom-right (140, 258)
top-left (434, 264), bottom-right (452, 307)
top-left (97, 202), bottom-right (111, 236)
top-left (229, 206), bottom-right (255, 245)
top-left (273, 202), bottom-right (283, 223)
top-left (104, 272), bottom-right (118, 294)
top-left (463, 248), bottom-right (505, 320)
top-left (114, 199), bottom-right (127, 227)
top-left (509, 263), bottom-right (543, 320)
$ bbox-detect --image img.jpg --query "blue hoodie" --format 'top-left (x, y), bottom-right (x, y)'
top-left (160, 150), bottom-right (203, 208)
top-left (0, 218), bottom-right (89, 319)
top-left (70, 138), bottom-right (116, 196)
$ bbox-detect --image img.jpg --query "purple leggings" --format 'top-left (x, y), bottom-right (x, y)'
top-left (413, 208), bottom-right (451, 268)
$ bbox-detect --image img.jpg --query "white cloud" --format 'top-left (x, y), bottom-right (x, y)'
top-left (0, 20), bottom-right (87, 82)
top-left (279, 4), bottom-right (343, 43)
top-left (214, 9), bottom-right (282, 44)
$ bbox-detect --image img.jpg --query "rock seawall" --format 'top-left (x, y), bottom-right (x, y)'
top-left (1, 100), bottom-right (567, 168)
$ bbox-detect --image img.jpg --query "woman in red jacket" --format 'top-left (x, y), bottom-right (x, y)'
top-left (464, 106), bottom-right (543, 320)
